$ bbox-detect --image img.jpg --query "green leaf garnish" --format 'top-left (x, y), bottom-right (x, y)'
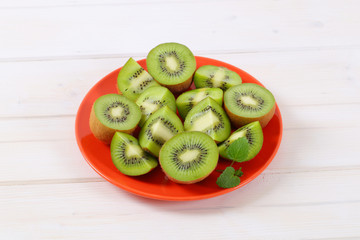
top-left (234, 167), bottom-right (243, 177)
top-left (226, 137), bottom-right (249, 162)
top-left (216, 167), bottom-right (241, 188)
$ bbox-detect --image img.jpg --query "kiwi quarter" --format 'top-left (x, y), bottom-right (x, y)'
top-left (194, 65), bottom-right (242, 91)
top-left (218, 121), bottom-right (263, 162)
top-left (136, 86), bottom-right (176, 127)
top-left (89, 94), bottom-right (141, 144)
top-left (111, 132), bottom-right (158, 176)
top-left (117, 58), bottom-right (160, 101)
top-left (176, 88), bottom-right (223, 120)
top-left (224, 83), bottom-right (275, 128)
top-left (159, 131), bottom-right (219, 184)
top-left (139, 106), bottom-right (184, 157)
top-left (146, 42), bottom-right (196, 93)
top-left (184, 97), bottom-right (231, 143)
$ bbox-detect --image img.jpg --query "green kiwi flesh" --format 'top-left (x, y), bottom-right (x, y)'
top-left (110, 132), bottom-right (158, 176)
top-left (94, 94), bottom-right (141, 130)
top-left (139, 106), bottom-right (184, 157)
top-left (176, 88), bottom-right (223, 120)
top-left (146, 43), bottom-right (196, 87)
top-left (117, 58), bottom-right (160, 101)
top-left (184, 97), bottom-right (231, 143)
top-left (159, 131), bottom-right (219, 184)
top-left (136, 86), bottom-right (176, 127)
top-left (224, 83), bottom-right (275, 118)
top-left (218, 121), bottom-right (263, 162)
top-left (194, 65), bottom-right (242, 91)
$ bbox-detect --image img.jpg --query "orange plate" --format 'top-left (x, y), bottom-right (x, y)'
top-left (75, 56), bottom-right (283, 201)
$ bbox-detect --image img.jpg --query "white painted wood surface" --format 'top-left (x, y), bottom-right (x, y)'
top-left (1, 0), bottom-right (359, 239)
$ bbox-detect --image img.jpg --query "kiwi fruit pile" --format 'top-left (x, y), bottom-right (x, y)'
top-left (89, 42), bottom-right (276, 185)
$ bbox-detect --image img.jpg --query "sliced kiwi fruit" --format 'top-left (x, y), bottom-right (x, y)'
top-left (218, 121), bottom-right (263, 162)
top-left (146, 42), bottom-right (196, 93)
top-left (117, 57), bottom-right (160, 101)
top-left (159, 131), bottom-right (219, 184)
top-left (110, 132), bottom-right (158, 176)
top-left (184, 97), bottom-right (231, 143)
top-left (139, 106), bottom-right (184, 157)
top-left (193, 65), bottom-right (242, 91)
top-left (136, 86), bottom-right (176, 127)
top-left (224, 83), bottom-right (275, 128)
top-left (89, 94), bottom-right (141, 144)
top-left (176, 88), bottom-right (223, 120)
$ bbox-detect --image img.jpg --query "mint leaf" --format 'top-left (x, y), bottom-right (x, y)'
top-left (226, 137), bottom-right (249, 162)
top-left (234, 167), bottom-right (243, 177)
top-left (216, 167), bottom-right (241, 188)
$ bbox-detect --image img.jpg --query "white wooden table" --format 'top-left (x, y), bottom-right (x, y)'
top-left (1, 0), bottom-right (359, 239)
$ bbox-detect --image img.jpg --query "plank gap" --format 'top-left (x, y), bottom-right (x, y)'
top-left (1, 44), bottom-right (360, 63)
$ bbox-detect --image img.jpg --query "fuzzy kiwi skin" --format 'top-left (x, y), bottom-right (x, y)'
top-left (89, 105), bottom-right (137, 144)
top-left (156, 75), bottom-right (193, 94)
top-left (224, 104), bottom-right (276, 128)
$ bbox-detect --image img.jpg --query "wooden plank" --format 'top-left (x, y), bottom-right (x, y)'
top-left (0, 169), bottom-right (359, 239)
top-left (0, 0), bottom-right (209, 9)
top-left (0, 102), bottom-right (359, 143)
top-left (0, 48), bottom-right (359, 118)
top-left (0, 125), bottom-right (358, 182)
top-left (0, 0), bottom-right (360, 60)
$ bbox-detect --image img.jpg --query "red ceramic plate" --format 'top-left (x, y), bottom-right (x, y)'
top-left (75, 56), bottom-right (283, 201)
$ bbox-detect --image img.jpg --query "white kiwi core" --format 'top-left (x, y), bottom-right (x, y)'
top-left (191, 111), bottom-right (220, 131)
top-left (111, 106), bottom-right (124, 117)
top-left (240, 96), bottom-right (258, 106)
top-left (165, 56), bottom-right (179, 71)
top-left (126, 144), bottom-right (142, 157)
top-left (151, 120), bottom-right (175, 141)
top-left (141, 101), bottom-right (160, 114)
top-left (212, 68), bottom-right (226, 87)
top-left (179, 149), bottom-right (200, 163)
top-left (228, 130), bottom-right (246, 142)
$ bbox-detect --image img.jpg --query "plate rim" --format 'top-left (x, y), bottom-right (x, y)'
top-left (75, 56), bottom-right (283, 201)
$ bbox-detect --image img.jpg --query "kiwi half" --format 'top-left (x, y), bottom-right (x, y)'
top-left (194, 65), bottom-right (242, 91)
top-left (139, 106), bottom-right (184, 157)
top-left (110, 132), bottom-right (158, 176)
top-left (146, 43), bottom-right (196, 93)
top-left (218, 121), bottom-right (263, 162)
top-left (159, 131), bottom-right (219, 184)
top-left (184, 97), bottom-right (231, 143)
top-left (117, 58), bottom-right (160, 101)
top-left (136, 86), bottom-right (176, 127)
top-left (224, 83), bottom-right (275, 128)
top-left (89, 94), bottom-right (141, 144)
top-left (176, 88), bottom-right (223, 120)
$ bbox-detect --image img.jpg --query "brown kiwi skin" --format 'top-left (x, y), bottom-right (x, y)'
top-left (155, 75), bottom-right (193, 94)
top-left (224, 104), bottom-right (276, 128)
top-left (89, 104), bottom-right (137, 144)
